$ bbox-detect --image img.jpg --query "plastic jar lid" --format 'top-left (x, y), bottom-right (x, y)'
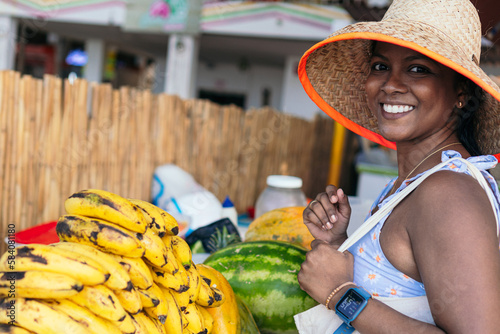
top-left (266, 175), bottom-right (303, 189)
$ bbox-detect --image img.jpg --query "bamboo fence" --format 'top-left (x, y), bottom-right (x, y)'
top-left (0, 71), bottom-right (334, 251)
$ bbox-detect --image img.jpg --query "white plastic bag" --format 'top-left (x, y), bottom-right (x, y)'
top-left (152, 164), bottom-right (222, 235)
top-left (294, 296), bottom-right (434, 334)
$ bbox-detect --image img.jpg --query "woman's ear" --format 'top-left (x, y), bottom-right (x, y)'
top-left (456, 91), bottom-right (467, 109)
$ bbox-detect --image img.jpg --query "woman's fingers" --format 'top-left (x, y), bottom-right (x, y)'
top-left (326, 184), bottom-right (340, 203)
top-left (336, 188), bottom-right (352, 220)
top-left (303, 186), bottom-right (351, 244)
top-left (325, 186), bottom-right (351, 222)
top-left (305, 193), bottom-right (335, 230)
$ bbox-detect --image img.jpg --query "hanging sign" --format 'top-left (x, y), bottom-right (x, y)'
top-left (124, 0), bottom-right (202, 34)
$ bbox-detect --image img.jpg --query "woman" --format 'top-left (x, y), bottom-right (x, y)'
top-left (296, 0), bottom-right (500, 333)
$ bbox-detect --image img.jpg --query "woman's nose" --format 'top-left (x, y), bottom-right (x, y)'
top-left (381, 71), bottom-right (408, 95)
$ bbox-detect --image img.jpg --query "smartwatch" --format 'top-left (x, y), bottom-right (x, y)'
top-left (334, 287), bottom-right (372, 328)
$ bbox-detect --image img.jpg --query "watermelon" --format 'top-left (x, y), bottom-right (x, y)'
top-left (236, 295), bottom-right (260, 334)
top-left (204, 240), bottom-right (318, 334)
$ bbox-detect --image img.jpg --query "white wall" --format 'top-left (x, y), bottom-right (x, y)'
top-left (281, 55), bottom-right (321, 120)
top-left (196, 61), bottom-right (283, 110)
top-left (196, 57), bottom-right (322, 120)
top-left (0, 16), bottom-right (17, 71)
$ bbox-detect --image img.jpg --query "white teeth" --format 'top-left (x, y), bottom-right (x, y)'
top-left (383, 104), bottom-right (414, 113)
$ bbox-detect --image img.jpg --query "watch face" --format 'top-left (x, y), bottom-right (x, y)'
top-left (336, 290), bottom-right (366, 319)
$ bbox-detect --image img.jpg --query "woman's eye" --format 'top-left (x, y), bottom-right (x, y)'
top-left (371, 63), bottom-right (388, 71)
top-left (409, 65), bottom-right (430, 73)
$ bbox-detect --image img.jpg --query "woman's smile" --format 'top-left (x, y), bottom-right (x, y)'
top-left (382, 103), bottom-right (415, 114)
top-left (365, 42), bottom-right (461, 143)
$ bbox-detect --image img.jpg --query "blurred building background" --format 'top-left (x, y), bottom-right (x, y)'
top-left (1, 0), bottom-right (499, 121)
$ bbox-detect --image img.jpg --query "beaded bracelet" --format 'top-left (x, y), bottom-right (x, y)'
top-left (325, 281), bottom-right (356, 310)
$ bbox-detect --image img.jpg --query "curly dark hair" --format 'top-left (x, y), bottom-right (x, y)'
top-left (454, 73), bottom-right (484, 156)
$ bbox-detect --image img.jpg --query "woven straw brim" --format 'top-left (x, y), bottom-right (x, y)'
top-left (299, 19), bottom-right (500, 157)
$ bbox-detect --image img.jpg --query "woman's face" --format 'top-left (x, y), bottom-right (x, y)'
top-left (365, 42), bottom-right (462, 144)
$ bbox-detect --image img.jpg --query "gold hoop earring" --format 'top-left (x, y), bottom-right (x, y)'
top-left (458, 101), bottom-right (463, 108)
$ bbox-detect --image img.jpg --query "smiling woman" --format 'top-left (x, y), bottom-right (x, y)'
top-left (295, 0), bottom-right (500, 333)
top-left (365, 42), bottom-right (465, 150)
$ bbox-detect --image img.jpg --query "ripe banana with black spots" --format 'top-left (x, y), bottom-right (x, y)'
top-left (171, 262), bottom-right (201, 308)
top-left (56, 214), bottom-right (145, 258)
top-left (183, 303), bottom-right (208, 334)
top-left (42, 299), bottom-right (122, 334)
top-left (0, 271), bottom-right (83, 299)
top-left (0, 298), bottom-right (89, 334)
top-left (137, 287), bottom-right (160, 308)
top-left (187, 263), bottom-right (201, 304)
top-left (0, 244), bottom-right (109, 286)
top-left (114, 286), bottom-right (143, 314)
top-left (143, 283), bottom-right (169, 324)
top-left (65, 189), bottom-right (148, 233)
top-left (130, 313), bottom-right (148, 334)
top-left (52, 242), bottom-right (132, 291)
top-left (129, 199), bottom-right (169, 237)
top-left (139, 228), bottom-right (169, 268)
top-left (111, 254), bottom-right (153, 290)
top-left (0, 324), bottom-right (34, 334)
top-left (198, 306), bottom-right (214, 334)
top-left (68, 285), bottom-right (127, 322)
top-left (152, 265), bottom-right (189, 293)
top-left (170, 288), bottom-right (190, 312)
top-left (111, 312), bottom-right (136, 334)
top-left (162, 288), bottom-right (185, 333)
top-left (133, 312), bottom-right (166, 334)
top-left (164, 235), bottom-right (192, 270)
top-left (129, 198), bottom-right (179, 236)
top-left (196, 276), bottom-right (225, 308)
top-left (146, 314), bottom-right (167, 334)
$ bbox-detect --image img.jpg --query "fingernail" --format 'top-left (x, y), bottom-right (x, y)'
top-left (331, 215), bottom-right (337, 223)
top-left (326, 222), bottom-right (333, 229)
top-left (322, 225), bottom-right (326, 230)
top-left (331, 196), bottom-right (337, 203)
top-left (338, 188), bottom-right (344, 198)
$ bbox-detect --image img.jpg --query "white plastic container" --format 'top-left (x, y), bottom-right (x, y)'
top-left (221, 196), bottom-right (238, 226)
top-left (255, 175), bottom-right (307, 219)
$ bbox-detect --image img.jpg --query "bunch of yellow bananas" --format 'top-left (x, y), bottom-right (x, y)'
top-left (0, 189), bottom-right (228, 334)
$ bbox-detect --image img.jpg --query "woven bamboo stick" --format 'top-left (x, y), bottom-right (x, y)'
top-left (109, 90), bottom-right (120, 195)
top-left (88, 83), bottom-right (99, 188)
top-left (118, 87), bottom-right (131, 197)
top-left (6, 72), bottom-right (21, 229)
top-left (59, 79), bottom-right (74, 206)
top-left (45, 76), bottom-right (63, 222)
top-left (140, 90), bottom-right (153, 200)
top-left (0, 72), bottom-right (9, 232)
top-left (228, 105), bottom-right (244, 208)
top-left (128, 88), bottom-right (139, 198)
top-left (204, 101), bottom-right (220, 197)
top-left (165, 95), bottom-right (179, 164)
top-left (0, 71), bottom-right (334, 241)
top-left (15, 75), bottom-right (30, 231)
top-left (99, 84), bottom-right (113, 192)
top-left (12, 74), bottom-right (25, 231)
top-left (33, 78), bottom-right (44, 223)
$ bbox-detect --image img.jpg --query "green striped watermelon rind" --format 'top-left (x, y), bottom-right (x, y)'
top-left (203, 240), bottom-right (319, 334)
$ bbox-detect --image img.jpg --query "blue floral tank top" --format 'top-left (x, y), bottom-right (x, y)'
top-left (349, 150), bottom-right (500, 298)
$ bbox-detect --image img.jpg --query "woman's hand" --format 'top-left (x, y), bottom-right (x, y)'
top-left (298, 239), bottom-right (354, 305)
top-left (303, 185), bottom-right (351, 245)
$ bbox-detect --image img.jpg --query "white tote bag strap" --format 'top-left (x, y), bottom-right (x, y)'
top-left (338, 156), bottom-right (499, 252)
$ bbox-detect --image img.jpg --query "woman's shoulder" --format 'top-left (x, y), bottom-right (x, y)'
top-left (418, 168), bottom-right (480, 193)
top-left (412, 150), bottom-right (498, 207)
top-left (408, 169), bottom-right (497, 233)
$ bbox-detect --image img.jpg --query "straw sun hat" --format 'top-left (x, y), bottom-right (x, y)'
top-left (298, 0), bottom-right (500, 158)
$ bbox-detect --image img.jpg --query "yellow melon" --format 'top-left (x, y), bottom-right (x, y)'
top-left (244, 206), bottom-right (313, 250)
